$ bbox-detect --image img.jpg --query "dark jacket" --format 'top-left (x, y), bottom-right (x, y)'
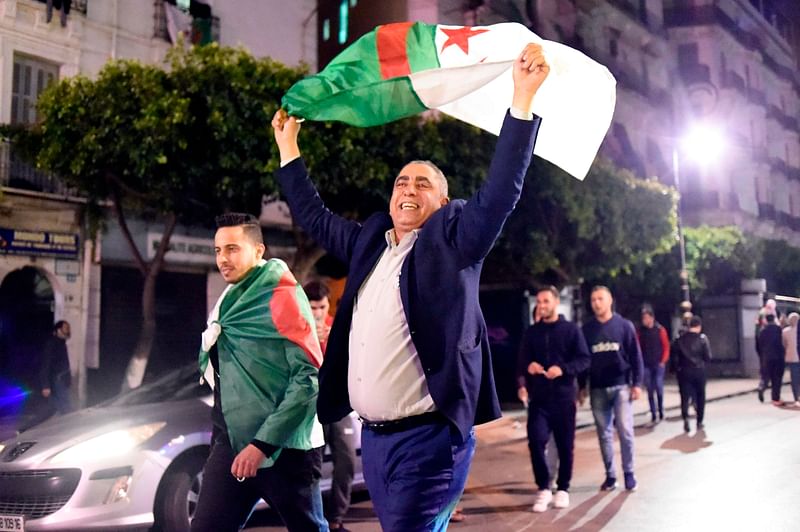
top-left (516, 315), bottom-right (591, 403)
top-left (757, 323), bottom-right (784, 361)
top-left (581, 313), bottom-right (644, 389)
top-left (277, 112), bottom-right (541, 441)
top-left (637, 322), bottom-right (670, 368)
top-left (40, 335), bottom-right (70, 390)
top-left (670, 331), bottom-right (712, 372)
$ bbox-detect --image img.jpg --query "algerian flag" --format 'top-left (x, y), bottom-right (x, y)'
top-left (282, 21), bottom-right (616, 181)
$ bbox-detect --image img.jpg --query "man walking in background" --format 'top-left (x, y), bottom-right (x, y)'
top-left (581, 286), bottom-right (644, 492)
top-left (40, 320), bottom-right (73, 415)
top-left (637, 307), bottom-right (670, 423)
top-left (670, 316), bottom-right (712, 432)
top-left (305, 280), bottom-right (356, 532)
top-left (757, 313), bottom-right (785, 406)
top-left (517, 286), bottom-right (590, 512)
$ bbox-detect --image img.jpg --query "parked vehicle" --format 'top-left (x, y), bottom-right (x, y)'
top-left (0, 363), bottom-right (363, 531)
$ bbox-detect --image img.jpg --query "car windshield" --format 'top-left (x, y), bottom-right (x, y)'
top-left (104, 364), bottom-right (210, 407)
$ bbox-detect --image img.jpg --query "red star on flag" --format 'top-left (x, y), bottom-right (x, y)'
top-left (440, 26), bottom-right (489, 54)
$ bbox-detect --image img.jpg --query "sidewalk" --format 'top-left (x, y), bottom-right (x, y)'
top-left (488, 376), bottom-right (763, 443)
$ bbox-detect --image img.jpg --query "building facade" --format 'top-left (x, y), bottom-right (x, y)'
top-left (0, 0), bottom-right (318, 407)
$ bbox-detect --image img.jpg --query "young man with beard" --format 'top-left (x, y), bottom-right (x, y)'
top-left (193, 213), bottom-right (328, 532)
top-left (580, 286), bottom-right (643, 492)
top-left (517, 286), bottom-right (590, 512)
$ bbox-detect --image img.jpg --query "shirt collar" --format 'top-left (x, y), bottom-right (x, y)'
top-left (385, 228), bottom-right (419, 249)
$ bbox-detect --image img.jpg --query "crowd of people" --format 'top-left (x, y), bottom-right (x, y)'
top-left (182, 39), bottom-right (797, 532)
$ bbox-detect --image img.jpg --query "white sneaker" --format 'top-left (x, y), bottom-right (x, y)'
top-left (553, 490), bottom-right (570, 509)
top-left (532, 489), bottom-right (553, 512)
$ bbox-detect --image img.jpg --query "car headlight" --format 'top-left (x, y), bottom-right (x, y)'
top-left (50, 422), bottom-right (167, 464)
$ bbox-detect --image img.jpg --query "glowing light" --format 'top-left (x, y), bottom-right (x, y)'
top-left (681, 124), bottom-right (725, 165)
top-left (50, 422), bottom-right (166, 464)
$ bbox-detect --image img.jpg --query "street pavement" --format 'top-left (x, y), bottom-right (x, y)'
top-left (246, 377), bottom-right (800, 531)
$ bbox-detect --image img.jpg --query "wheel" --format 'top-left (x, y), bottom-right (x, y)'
top-left (153, 449), bottom-right (207, 532)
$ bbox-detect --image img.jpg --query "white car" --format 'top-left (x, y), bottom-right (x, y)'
top-left (0, 364), bottom-right (363, 531)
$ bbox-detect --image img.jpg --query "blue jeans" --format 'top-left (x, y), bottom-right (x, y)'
top-left (787, 362), bottom-right (800, 402)
top-left (361, 420), bottom-right (476, 532)
top-left (642, 365), bottom-right (665, 419)
top-left (590, 385), bottom-right (635, 477)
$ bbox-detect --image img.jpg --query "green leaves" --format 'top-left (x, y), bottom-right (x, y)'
top-left (35, 43), bottom-right (308, 224)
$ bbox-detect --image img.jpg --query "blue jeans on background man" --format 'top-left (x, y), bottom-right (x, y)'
top-left (788, 362), bottom-right (800, 402)
top-left (361, 420), bottom-right (476, 532)
top-left (590, 385), bottom-right (635, 479)
top-left (642, 365), bottom-right (665, 421)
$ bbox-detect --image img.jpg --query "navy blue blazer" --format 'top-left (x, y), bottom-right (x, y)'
top-left (277, 112), bottom-right (541, 441)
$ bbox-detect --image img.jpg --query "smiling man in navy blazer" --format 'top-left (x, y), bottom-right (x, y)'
top-left (272, 43), bottom-right (549, 532)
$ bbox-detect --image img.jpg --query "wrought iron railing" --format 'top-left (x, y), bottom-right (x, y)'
top-left (0, 140), bottom-right (77, 197)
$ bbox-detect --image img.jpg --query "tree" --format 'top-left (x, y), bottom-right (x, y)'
top-left (35, 43), bottom-right (307, 390)
top-left (757, 238), bottom-right (800, 296)
top-left (608, 225), bottom-right (758, 319)
top-left (30, 44), bottom-right (495, 389)
top-left (483, 156), bottom-right (677, 287)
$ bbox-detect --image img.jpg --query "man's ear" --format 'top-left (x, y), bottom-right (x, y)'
top-left (256, 243), bottom-right (266, 259)
top-left (440, 196), bottom-right (450, 206)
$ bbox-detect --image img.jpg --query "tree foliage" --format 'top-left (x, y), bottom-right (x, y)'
top-left (484, 156), bottom-right (677, 286)
top-left (757, 238), bottom-right (800, 296)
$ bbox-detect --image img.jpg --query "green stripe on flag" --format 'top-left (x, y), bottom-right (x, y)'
top-left (284, 76), bottom-right (427, 127)
top-left (406, 22), bottom-right (440, 74)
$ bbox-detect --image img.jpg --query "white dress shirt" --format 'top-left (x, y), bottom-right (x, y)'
top-left (347, 229), bottom-right (435, 421)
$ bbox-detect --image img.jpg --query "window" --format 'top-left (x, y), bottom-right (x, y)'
top-left (322, 18), bottom-right (330, 41)
top-left (338, 0), bottom-right (349, 45)
top-left (677, 43), bottom-right (699, 67)
top-left (11, 54), bottom-right (58, 125)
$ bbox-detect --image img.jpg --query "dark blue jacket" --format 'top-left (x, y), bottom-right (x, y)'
top-left (277, 112), bottom-right (541, 441)
top-left (757, 323), bottom-right (784, 361)
top-left (581, 313), bottom-right (644, 389)
top-left (516, 315), bottom-right (591, 403)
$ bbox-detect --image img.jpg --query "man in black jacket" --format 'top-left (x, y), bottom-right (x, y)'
top-left (40, 320), bottom-right (73, 415)
top-left (670, 316), bottom-right (712, 432)
top-left (757, 313), bottom-right (785, 405)
top-left (517, 286), bottom-right (590, 513)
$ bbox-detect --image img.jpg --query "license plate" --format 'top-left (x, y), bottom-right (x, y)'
top-left (0, 515), bottom-right (24, 532)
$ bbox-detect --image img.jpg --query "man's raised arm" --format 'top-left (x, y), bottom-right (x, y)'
top-left (271, 109), bottom-right (361, 264)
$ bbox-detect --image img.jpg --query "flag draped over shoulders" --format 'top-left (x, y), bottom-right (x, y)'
top-left (199, 259), bottom-right (323, 463)
top-left (282, 21), bottom-right (616, 181)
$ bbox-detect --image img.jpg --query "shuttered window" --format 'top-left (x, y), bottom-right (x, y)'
top-left (11, 55), bottom-right (59, 125)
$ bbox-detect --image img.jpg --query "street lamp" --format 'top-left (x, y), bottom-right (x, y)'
top-left (672, 123), bottom-right (726, 318)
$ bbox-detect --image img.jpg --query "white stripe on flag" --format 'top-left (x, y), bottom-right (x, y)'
top-left (417, 22), bottom-right (616, 180)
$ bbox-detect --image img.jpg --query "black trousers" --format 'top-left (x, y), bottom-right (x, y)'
top-left (766, 358), bottom-right (786, 402)
top-left (526, 399), bottom-right (577, 491)
top-left (677, 368), bottom-right (706, 424)
top-left (191, 436), bottom-right (327, 532)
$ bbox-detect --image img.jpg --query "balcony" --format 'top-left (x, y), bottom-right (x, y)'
top-left (606, 0), bottom-right (665, 35)
top-left (768, 157), bottom-right (789, 176)
top-left (665, 4), bottom-right (760, 51)
top-left (776, 210), bottom-right (793, 229)
top-left (747, 87), bottom-right (767, 107)
top-left (683, 189), bottom-right (720, 211)
top-left (721, 70), bottom-right (747, 95)
top-left (766, 105), bottom-right (799, 131)
top-left (0, 140), bottom-right (77, 197)
top-left (679, 62), bottom-right (711, 85)
top-left (758, 202), bottom-right (776, 220)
